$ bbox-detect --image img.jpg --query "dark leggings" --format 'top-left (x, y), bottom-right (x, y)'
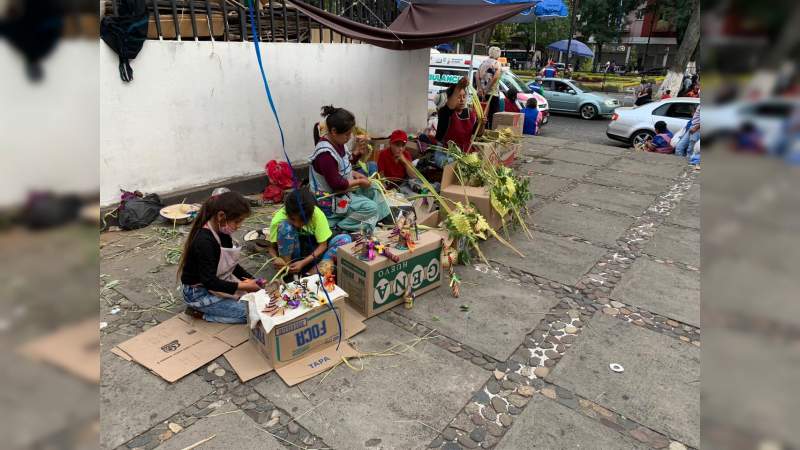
top-left (485, 96), bottom-right (500, 129)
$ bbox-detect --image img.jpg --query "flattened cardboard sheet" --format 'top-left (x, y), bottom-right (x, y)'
top-left (112, 314), bottom-right (240, 383)
top-left (275, 342), bottom-right (360, 387)
top-left (224, 340), bottom-right (274, 382)
top-left (18, 318), bottom-right (100, 383)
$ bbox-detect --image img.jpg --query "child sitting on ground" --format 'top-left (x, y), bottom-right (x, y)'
top-left (521, 98), bottom-right (541, 136)
top-left (179, 190), bottom-right (260, 324)
top-left (268, 188), bottom-right (352, 277)
top-left (645, 121), bottom-right (674, 154)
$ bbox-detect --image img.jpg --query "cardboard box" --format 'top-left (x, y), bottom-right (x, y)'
top-left (492, 112), bottom-right (525, 135)
top-left (338, 231), bottom-right (443, 318)
top-left (439, 163), bottom-right (507, 230)
top-left (225, 302), bottom-right (366, 385)
top-left (472, 141), bottom-right (499, 164)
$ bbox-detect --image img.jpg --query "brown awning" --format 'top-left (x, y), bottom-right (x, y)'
top-left (287, 0), bottom-right (531, 50)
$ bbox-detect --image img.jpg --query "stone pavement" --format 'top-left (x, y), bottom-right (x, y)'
top-left (99, 135), bottom-right (701, 449)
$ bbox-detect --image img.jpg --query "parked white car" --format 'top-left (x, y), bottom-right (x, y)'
top-left (606, 97), bottom-right (700, 146)
top-left (702, 98), bottom-right (796, 152)
top-left (428, 51), bottom-right (549, 124)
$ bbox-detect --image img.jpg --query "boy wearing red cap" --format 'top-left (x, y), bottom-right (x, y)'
top-left (377, 130), bottom-right (415, 182)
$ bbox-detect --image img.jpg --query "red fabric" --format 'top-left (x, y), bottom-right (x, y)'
top-left (389, 130), bottom-right (408, 144)
top-left (377, 148), bottom-right (412, 180)
top-left (504, 100), bottom-right (520, 113)
top-left (445, 108), bottom-right (477, 153)
top-left (660, 94), bottom-right (671, 100)
top-left (262, 160), bottom-right (293, 202)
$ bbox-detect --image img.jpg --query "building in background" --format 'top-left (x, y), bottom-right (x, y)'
top-left (589, 0), bottom-right (678, 73)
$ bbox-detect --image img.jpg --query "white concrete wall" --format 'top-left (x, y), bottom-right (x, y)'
top-left (0, 40), bottom-right (99, 208)
top-left (100, 41), bottom-right (429, 206)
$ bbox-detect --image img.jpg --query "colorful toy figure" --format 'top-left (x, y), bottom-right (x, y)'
top-left (392, 212), bottom-right (417, 251)
top-left (450, 272), bottom-right (461, 298)
top-left (318, 260), bottom-right (337, 293)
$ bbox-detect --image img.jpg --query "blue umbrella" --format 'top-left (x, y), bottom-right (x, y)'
top-left (483, 0), bottom-right (568, 23)
top-left (547, 39), bottom-right (594, 58)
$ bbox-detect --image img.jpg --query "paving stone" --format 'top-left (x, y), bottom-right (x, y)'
top-left (666, 200), bottom-right (700, 229)
top-left (482, 231), bottom-right (606, 286)
top-left (562, 141), bottom-right (627, 155)
top-left (402, 268), bottom-right (559, 360)
top-left (522, 158), bottom-right (595, 180)
top-left (530, 174), bottom-right (573, 198)
top-left (491, 397), bottom-right (507, 414)
top-left (547, 314), bottom-right (700, 448)
top-left (493, 370), bottom-right (504, 380)
top-left (470, 414), bottom-right (485, 426)
top-left (253, 318), bottom-right (487, 449)
top-left (482, 406), bottom-right (497, 421)
top-left (608, 157), bottom-right (685, 179)
top-left (442, 428), bottom-right (458, 441)
top-left (430, 437), bottom-right (444, 448)
top-left (611, 258), bottom-right (700, 326)
top-left (558, 183), bottom-right (656, 216)
top-left (546, 148), bottom-right (616, 166)
top-left (101, 352), bottom-right (211, 450)
top-left (508, 394), bottom-right (529, 408)
top-left (645, 224), bottom-right (700, 267)
top-left (487, 381), bottom-right (500, 395)
top-left (457, 435), bottom-right (479, 448)
top-left (442, 442), bottom-right (462, 450)
top-left (518, 386), bottom-right (535, 397)
top-left (155, 404), bottom-right (283, 450)
top-left (499, 414), bottom-right (513, 427)
top-left (534, 203), bottom-right (635, 246)
top-left (470, 427), bottom-right (486, 443)
top-left (496, 396), bottom-right (646, 449)
top-left (588, 169), bottom-right (673, 195)
top-left (486, 423), bottom-right (504, 438)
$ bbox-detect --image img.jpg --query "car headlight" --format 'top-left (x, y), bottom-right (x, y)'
top-left (604, 99), bottom-right (617, 107)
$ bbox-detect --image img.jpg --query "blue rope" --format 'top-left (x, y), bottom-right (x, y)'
top-left (247, 0), bottom-right (343, 349)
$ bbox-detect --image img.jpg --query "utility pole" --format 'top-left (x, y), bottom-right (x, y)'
top-left (565, 0), bottom-right (580, 68)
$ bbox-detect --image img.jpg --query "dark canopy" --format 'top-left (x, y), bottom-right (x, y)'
top-left (287, 0), bottom-right (531, 50)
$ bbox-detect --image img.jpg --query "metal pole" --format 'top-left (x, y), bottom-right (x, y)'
top-left (565, 0), bottom-right (577, 68)
top-left (533, 17), bottom-right (537, 68)
top-left (468, 33), bottom-right (476, 90)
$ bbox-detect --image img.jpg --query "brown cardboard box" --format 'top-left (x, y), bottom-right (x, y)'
top-left (112, 315), bottom-right (249, 383)
top-left (492, 112), bottom-right (525, 135)
top-left (224, 302), bottom-right (366, 384)
top-left (439, 163), bottom-right (507, 230)
top-left (495, 143), bottom-right (521, 166)
top-left (338, 231), bottom-right (443, 318)
top-left (472, 142), bottom-right (499, 164)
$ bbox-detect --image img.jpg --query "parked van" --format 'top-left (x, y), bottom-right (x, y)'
top-left (428, 50), bottom-right (549, 125)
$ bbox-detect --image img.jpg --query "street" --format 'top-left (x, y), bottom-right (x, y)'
top-left (538, 93), bottom-right (631, 148)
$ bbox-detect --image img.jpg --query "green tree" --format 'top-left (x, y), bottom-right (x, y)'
top-left (513, 18), bottom-right (570, 64)
top-left (576, 0), bottom-right (639, 71)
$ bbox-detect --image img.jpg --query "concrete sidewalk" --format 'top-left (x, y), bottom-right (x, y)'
top-left (100, 135), bottom-right (700, 450)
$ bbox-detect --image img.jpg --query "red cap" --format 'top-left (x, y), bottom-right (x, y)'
top-left (389, 130), bottom-right (408, 144)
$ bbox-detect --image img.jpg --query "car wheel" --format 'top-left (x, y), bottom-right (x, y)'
top-left (630, 129), bottom-right (655, 147)
top-left (580, 104), bottom-right (597, 120)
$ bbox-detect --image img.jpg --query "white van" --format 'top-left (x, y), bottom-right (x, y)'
top-left (428, 50), bottom-right (549, 125)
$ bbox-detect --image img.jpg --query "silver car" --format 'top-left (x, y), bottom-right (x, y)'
top-left (606, 97), bottom-right (701, 146)
top-left (540, 78), bottom-right (621, 120)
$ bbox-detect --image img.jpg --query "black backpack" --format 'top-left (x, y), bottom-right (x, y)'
top-left (100, 0), bottom-right (148, 82)
top-left (118, 193), bottom-right (163, 230)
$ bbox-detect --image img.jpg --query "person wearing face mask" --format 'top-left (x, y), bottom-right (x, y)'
top-left (178, 190), bottom-right (260, 323)
top-left (309, 105), bottom-right (391, 233)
